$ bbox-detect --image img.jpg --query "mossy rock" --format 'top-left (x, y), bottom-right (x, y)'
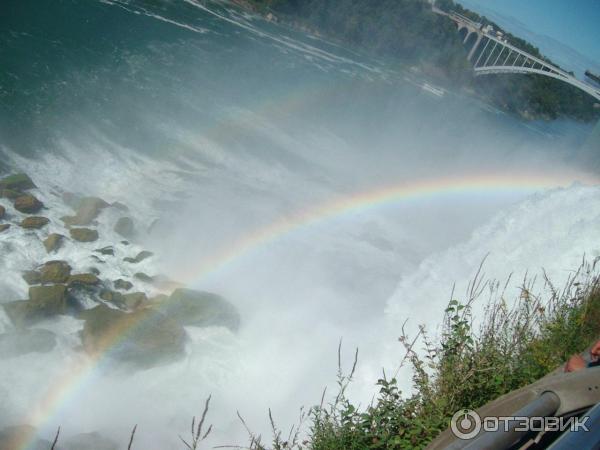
top-left (0, 224), bottom-right (9, 233)
top-left (70, 227), bottom-right (99, 242)
top-left (0, 329), bottom-right (57, 358)
top-left (134, 272), bottom-right (154, 283)
top-left (122, 292), bottom-right (147, 310)
top-left (20, 216), bottom-right (49, 229)
top-left (114, 279), bottom-right (133, 291)
top-left (114, 216), bottom-right (135, 239)
top-left (0, 204), bottom-right (5, 219)
top-left (124, 250), bottom-right (153, 264)
top-left (22, 270), bottom-right (41, 285)
top-left (0, 425), bottom-right (51, 450)
top-left (95, 246), bottom-right (114, 256)
top-left (159, 288), bottom-right (240, 331)
top-left (1, 189), bottom-right (21, 199)
top-left (100, 289), bottom-right (125, 308)
top-left (62, 196), bottom-right (109, 226)
top-left (80, 304), bottom-right (186, 367)
top-left (14, 194), bottom-right (43, 214)
top-left (68, 273), bottom-right (100, 286)
top-left (0, 173), bottom-right (36, 191)
top-left (4, 285), bottom-right (68, 327)
top-left (40, 260), bottom-right (71, 284)
top-left (43, 233), bottom-right (64, 253)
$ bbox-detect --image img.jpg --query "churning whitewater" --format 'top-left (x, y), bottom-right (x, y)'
top-left (1, 0), bottom-right (599, 448)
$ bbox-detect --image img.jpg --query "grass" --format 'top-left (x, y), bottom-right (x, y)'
top-left (245, 259), bottom-right (600, 449)
top-left (44, 261), bottom-right (600, 449)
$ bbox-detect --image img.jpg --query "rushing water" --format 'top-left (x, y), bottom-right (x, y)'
top-left (1, 0), bottom-right (600, 447)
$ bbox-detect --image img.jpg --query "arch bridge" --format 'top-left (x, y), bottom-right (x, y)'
top-left (434, 8), bottom-right (600, 102)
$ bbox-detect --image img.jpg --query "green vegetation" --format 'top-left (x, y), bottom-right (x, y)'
top-left (249, 0), bottom-right (600, 122)
top-left (38, 263), bottom-right (600, 449)
top-left (243, 263), bottom-right (600, 449)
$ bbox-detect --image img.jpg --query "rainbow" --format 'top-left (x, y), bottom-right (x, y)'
top-left (15, 170), bottom-right (598, 449)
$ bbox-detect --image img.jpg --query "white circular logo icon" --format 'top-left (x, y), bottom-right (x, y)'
top-left (450, 409), bottom-right (481, 440)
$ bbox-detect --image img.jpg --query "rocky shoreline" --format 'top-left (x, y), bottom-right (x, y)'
top-left (0, 173), bottom-right (240, 450)
top-left (0, 172), bottom-right (241, 449)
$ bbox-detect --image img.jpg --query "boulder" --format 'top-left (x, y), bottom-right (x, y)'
top-left (62, 196), bottom-right (109, 226)
top-left (70, 227), bottom-right (99, 242)
top-left (0, 425), bottom-right (51, 450)
top-left (0, 224), bottom-right (9, 233)
top-left (95, 246), bottom-right (114, 256)
top-left (80, 304), bottom-right (186, 367)
top-left (13, 194), bottom-right (43, 214)
top-left (0, 204), bottom-right (5, 219)
top-left (134, 272), bottom-right (154, 283)
top-left (22, 270), bottom-right (41, 285)
top-left (114, 279), bottom-right (133, 291)
top-left (0, 173), bottom-right (36, 191)
top-left (20, 216), bottom-right (49, 229)
top-left (160, 288), bottom-right (240, 331)
top-left (1, 189), bottom-right (21, 199)
top-left (0, 329), bottom-right (57, 358)
top-left (100, 290), bottom-right (125, 308)
top-left (114, 216), bottom-right (135, 239)
top-left (4, 285), bottom-right (68, 327)
top-left (124, 250), bottom-right (153, 264)
top-left (63, 432), bottom-right (118, 450)
top-left (40, 260), bottom-right (71, 284)
top-left (68, 273), bottom-right (100, 286)
top-left (122, 292), bottom-right (147, 310)
top-left (43, 233), bottom-right (64, 253)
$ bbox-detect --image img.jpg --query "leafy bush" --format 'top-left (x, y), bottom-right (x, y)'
top-left (248, 261), bottom-right (600, 449)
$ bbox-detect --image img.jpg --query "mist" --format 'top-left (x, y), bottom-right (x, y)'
top-left (1, 0), bottom-right (599, 447)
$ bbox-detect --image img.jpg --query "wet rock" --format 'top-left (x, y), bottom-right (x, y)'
top-left (43, 233), bottom-right (64, 253)
top-left (122, 292), bottom-right (147, 310)
top-left (4, 285), bottom-right (68, 327)
top-left (100, 290), bottom-right (125, 308)
top-left (0, 329), bottom-right (57, 358)
top-left (40, 260), bottom-right (71, 284)
top-left (89, 267), bottom-right (101, 276)
top-left (114, 216), bottom-right (135, 239)
top-left (14, 194), bottom-right (43, 214)
top-left (22, 270), bottom-right (41, 285)
top-left (124, 250), bottom-right (153, 264)
top-left (62, 196), bottom-right (109, 226)
top-left (114, 279), bottom-right (133, 291)
top-left (68, 273), bottom-right (100, 287)
top-left (0, 204), bottom-right (5, 219)
top-left (1, 189), bottom-right (21, 199)
top-left (160, 288), bottom-right (240, 331)
top-left (20, 216), bottom-right (49, 229)
top-left (121, 240), bottom-right (130, 245)
top-left (0, 173), bottom-right (36, 191)
top-left (0, 224), bottom-right (10, 233)
top-left (0, 425), bottom-right (51, 450)
top-left (90, 255), bottom-right (105, 263)
top-left (95, 246), bottom-right (114, 256)
top-left (134, 272), bottom-right (154, 283)
top-left (63, 432), bottom-right (118, 450)
top-left (70, 227), bottom-right (99, 242)
top-left (80, 304), bottom-right (185, 367)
